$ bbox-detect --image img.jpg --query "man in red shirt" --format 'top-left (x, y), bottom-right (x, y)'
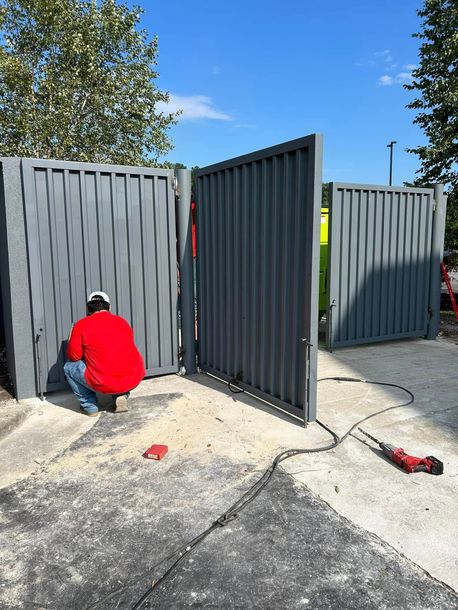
top-left (64, 291), bottom-right (145, 416)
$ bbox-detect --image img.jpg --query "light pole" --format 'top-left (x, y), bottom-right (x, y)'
top-left (387, 140), bottom-right (397, 186)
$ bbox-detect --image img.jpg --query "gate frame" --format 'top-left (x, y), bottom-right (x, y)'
top-left (195, 134), bottom-right (323, 424)
top-left (326, 181), bottom-right (445, 351)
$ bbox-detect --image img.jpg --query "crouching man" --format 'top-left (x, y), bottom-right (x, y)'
top-left (64, 291), bottom-right (145, 416)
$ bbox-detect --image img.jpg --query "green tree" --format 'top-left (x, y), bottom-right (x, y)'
top-left (0, 0), bottom-right (177, 165)
top-left (322, 182), bottom-right (329, 207)
top-left (164, 162), bottom-right (187, 170)
top-left (405, 0), bottom-right (458, 253)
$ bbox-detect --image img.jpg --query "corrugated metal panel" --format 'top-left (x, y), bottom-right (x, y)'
top-left (328, 183), bottom-right (434, 349)
top-left (21, 158), bottom-right (178, 392)
top-left (196, 135), bottom-right (323, 423)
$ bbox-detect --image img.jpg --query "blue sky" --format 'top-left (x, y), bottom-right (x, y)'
top-left (139, 0), bottom-right (424, 185)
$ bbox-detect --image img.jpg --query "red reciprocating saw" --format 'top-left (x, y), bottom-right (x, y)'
top-left (358, 428), bottom-right (444, 475)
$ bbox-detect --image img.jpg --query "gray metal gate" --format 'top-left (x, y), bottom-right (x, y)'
top-left (196, 135), bottom-right (323, 423)
top-left (327, 182), bottom-right (439, 349)
top-left (9, 158), bottom-right (178, 395)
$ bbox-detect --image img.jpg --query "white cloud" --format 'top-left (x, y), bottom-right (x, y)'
top-left (397, 71), bottom-right (413, 80)
top-left (375, 49), bottom-right (394, 63)
top-left (379, 75), bottom-right (394, 86)
top-left (356, 49), bottom-right (397, 69)
top-left (378, 67), bottom-right (415, 86)
top-left (357, 50), bottom-right (416, 86)
top-left (156, 94), bottom-right (233, 121)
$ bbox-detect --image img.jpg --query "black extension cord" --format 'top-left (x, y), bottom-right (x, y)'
top-left (85, 376), bottom-right (414, 610)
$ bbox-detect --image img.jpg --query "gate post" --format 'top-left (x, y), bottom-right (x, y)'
top-left (176, 169), bottom-right (196, 373)
top-left (0, 158), bottom-right (36, 399)
top-left (427, 184), bottom-right (447, 340)
top-left (326, 182), bottom-right (337, 353)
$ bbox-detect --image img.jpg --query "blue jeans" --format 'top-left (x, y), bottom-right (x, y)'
top-left (64, 360), bottom-right (131, 414)
top-left (64, 360), bottom-right (98, 414)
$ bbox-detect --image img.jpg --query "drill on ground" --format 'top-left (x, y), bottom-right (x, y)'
top-left (358, 428), bottom-right (444, 475)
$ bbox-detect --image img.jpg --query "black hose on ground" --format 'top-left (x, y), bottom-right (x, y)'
top-left (84, 377), bottom-right (415, 610)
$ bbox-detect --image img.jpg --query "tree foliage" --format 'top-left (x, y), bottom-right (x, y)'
top-left (405, 0), bottom-right (458, 252)
top-left (322, 182), bottom-right (329, 207)
top-left (0, 0), bottom-right (177, 165)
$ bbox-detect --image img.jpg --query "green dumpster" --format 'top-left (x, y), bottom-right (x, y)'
top-left (319, 208), bottom-right (328, 320)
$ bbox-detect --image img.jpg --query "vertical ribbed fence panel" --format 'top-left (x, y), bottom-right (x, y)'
top-left (196, 135), bottom-right (323, 423)
top-left (327, 183), bottom-right (435, 349)
top-left (21, 158), bottom-right (178, 393)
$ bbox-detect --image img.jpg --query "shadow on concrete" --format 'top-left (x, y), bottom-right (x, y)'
top-left (44, 387), bottom-right (116, 415)
top-left (182, 337), bottom-right (458, 445)
top-left (326, 259), bottom-right (432, 350)
top-left (182, 371), bottom-right (306, 429)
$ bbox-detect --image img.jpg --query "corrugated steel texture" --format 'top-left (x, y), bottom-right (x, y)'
top-left (196, 135), bottom-right (323, 423)
top-left (21, 158), bottom-right (178, 393)
top-left (328, 183), bottom-right (435, 349)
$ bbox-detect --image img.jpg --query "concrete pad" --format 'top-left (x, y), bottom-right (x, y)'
top-left (123, 338), bottom-right (458, 591)
top-left (0, 396), bottom-right (97, 488)
top-left (301, 337), bottom-right (458, 590)
top-left (1, 389), bottom-right (456, 609)
top-left (0, 401), bottom-right (33, 442)
top-left (0, 336), bottom-right (456, 605)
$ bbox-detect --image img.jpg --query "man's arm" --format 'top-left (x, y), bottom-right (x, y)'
top-left (67, 322), bottom-right (83, 361)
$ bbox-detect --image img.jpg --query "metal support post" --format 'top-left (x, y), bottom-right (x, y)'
top-left (427, 184), bottom-right (447, 339)
top-left (176, 169), bottom-right (196, 373)
top-left (387, 140), bottom-right (397, 186)
top-left (0, 158), bottom-right (36, 399)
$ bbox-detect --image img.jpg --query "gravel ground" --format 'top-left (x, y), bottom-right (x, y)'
top-left (439, 311), bottom-right (458, 344)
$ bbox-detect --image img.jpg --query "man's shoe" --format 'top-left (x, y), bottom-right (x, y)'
top-left (80, 407), bottom-right (99, 417)
top-left (114, 394), bottom-right (129, 413)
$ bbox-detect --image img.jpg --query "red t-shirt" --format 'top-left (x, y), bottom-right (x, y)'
top-left (66, 311), bottom-right (145, 394)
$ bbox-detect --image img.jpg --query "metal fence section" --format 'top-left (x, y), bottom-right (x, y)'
top-left (2, 158), bottom-right (179, 397)
top-left (327, 183), bottom-right (436, 349)
top-left (196, 135), bottom-right (323, 423)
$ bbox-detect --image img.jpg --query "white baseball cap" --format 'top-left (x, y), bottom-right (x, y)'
top-left (88, 291), bottom-right (110, 304)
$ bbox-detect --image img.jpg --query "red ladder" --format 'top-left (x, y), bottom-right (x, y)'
top-left (441, 262), bottom-right (458, 320)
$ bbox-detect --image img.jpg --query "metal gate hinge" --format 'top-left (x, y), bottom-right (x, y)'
top-left (432, 200), bottom-right (437, 212)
